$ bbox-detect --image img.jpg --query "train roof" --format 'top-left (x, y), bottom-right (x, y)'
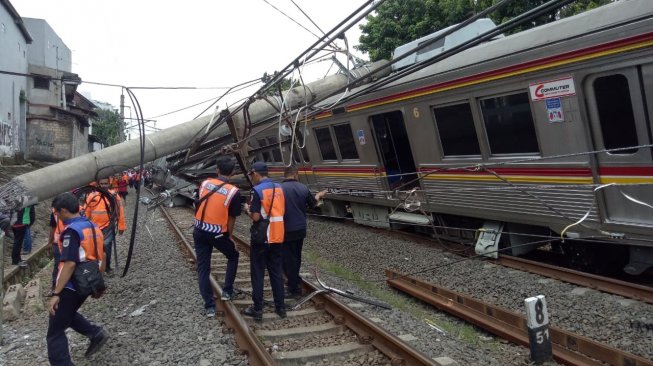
top-left (316, 0), bottom-right (653, 109)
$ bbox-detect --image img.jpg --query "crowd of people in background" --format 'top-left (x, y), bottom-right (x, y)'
top-left (1, 167), bottom-right (149, 365)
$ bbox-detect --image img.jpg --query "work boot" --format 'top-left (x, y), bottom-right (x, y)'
top-left (205, 307), bottom-right (216, 318)
top-left (243, 306), bottom-right (263, 321)
top-left (85, 329), bottom-right (109, 358)
top-left (275, 307), bottom-right (287, 319)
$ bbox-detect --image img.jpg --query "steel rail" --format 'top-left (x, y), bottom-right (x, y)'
top-left (370, 221), bottom-right (653, 305)
top-left (159, 207), bottom-right (276, 366)
top-left (495, 255), bottom-right (653, 305)
top-left (161, 204), bottom-right (435, 365)
top-left (230, 234), bottom-right (438, 366)
top-left (386, 269), bottom-right (653, 366)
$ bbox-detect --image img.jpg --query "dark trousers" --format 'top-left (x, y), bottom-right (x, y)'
top-left (51, 245), bottom-right (61, 290)
top-left (102, 228), bottom-right (115, 271)
top-left (282, 238), bottom-right (304, 294)
top-left (47, 288), bottom-right (102, 366)
top-left (193, 228), bottom-right (239, 309)
top-left (11, 225), bottom-right (26, 264)
top-left (250, 243), bottom-right (285, 311)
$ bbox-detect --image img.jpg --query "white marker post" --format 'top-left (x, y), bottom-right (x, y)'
top-left (524, 295), bottom-right (552, 363)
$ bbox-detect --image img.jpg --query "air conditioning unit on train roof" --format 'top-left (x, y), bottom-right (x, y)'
top-left (391, 18), bottom-right (502, 71)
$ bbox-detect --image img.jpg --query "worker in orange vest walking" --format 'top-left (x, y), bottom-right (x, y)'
top-left (84, 177), bottom-right (126, 276)
top-left (193, 157), bottom-right (242, 317)
top-left (47, 192), bottom-right (108, 365)
top-left (243, 161), bottom-right (286, 321)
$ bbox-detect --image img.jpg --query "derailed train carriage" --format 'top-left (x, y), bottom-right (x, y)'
top-left (246, 0), bottom-right (653, 275)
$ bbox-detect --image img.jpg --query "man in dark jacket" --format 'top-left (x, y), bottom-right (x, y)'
top-left (280, 166), bottom-right (326, 298)
top-left (11, 204), bottom-right (36, 266)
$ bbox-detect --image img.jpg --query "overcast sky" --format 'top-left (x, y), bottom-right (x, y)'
top-left (13, 0), bottom-right (367, 135)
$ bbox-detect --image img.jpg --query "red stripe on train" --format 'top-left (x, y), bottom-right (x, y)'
top-left (417, 167), bottom-right (592, 177)
top-left (347, 32), bottom-right (653, 111)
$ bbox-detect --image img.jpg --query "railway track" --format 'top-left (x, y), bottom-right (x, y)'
top-left (160, 205), bottom-right (436, 366)
top-left (385, 269), bottom-right (653, 366)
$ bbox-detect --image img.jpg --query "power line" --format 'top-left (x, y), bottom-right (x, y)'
top-left (290, 0), bottom-right (326, 35)
top-left (261, 0), bottom-right (323, 40)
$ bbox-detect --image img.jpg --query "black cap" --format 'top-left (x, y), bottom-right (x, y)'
top-left (250, 161), bottom-right (268, 174)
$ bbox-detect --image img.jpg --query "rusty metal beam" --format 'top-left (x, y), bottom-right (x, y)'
top-left (386, 269), bottom-right (653, 366)
top-left (160, 207), bottom-right (276, 366)
top-left (496, 255), bottom-right (653, 305)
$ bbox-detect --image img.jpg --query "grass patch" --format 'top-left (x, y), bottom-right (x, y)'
top-left (303, 249), bottom-right (502, 350)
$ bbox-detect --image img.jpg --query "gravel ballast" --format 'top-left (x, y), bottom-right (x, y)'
top-left (237, 215), bottom-right (653, 365)
top-left (1, 192), bottom-right (247, 366)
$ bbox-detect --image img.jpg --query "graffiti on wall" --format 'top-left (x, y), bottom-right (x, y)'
top-left (0, 122), bottom-right (12, 147)
top-left (35, 136), bottom-right (54, 149)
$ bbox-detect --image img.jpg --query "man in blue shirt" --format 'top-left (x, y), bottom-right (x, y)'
top-left (47, 192), bottom-right (108, 365)
top-left (280, 165), bottom-right (326, 298)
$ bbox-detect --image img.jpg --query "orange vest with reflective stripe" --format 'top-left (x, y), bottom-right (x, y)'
top-left (84, 190), bottom-right (126, 231)
top-left (254, 182), bottom-right (285, 244)
top-left (56, 217), bottom-right (105, 286)
top-left (194, 178), bottom-right (239, 234)
top-left (52, 209), bottom-right (66, 247)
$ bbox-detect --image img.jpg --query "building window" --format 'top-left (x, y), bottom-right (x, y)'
top-left (315, 127), bottom-right (337, 161)
top-left (480, 92), bottom-right (539, 155)
top-left (594, 74), bottom-right (639, 154)
top-left (34, 76), bottom-right (50, 90)
top-left (333, 123), bottom-right (359, 160)
top-left (433, 102), bottom-right (481, 156)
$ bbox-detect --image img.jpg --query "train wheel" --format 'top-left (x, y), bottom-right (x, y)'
top-left (561, 241), bottom-right (628, 274)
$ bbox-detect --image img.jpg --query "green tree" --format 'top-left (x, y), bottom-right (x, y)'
top-left (92, 109), bottom-right (122, 147)
top-left (356, 0), bottom-right (475, 61)
top-left (261, 72), bottom-right (300, 97)
top-left (357, 0), bottom-right (614, 62)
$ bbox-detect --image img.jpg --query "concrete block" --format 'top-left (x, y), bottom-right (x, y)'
top-left (571, 287), bottom-right (595, 296)
top-left (433, 356), bottom-right (458, 365)
top-left (2, 284), bottom-right (26, 321)
top-left (398, 334), bottom-right (418, 342)
top-left (617, 299), bottom-right (639, 307)
top-left (24, 279), bottom-right (44, 312)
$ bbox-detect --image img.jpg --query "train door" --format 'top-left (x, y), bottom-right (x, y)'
top-left (584, 67), bottom-right (653, 228)
top-left (369, 111), bottom-right (420, 190)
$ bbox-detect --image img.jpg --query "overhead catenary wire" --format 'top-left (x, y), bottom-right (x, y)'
top-left (261, 0), bottom-right (324, 42)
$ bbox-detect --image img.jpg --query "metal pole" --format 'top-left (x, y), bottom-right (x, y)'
top-left (119, 93), bottom-right (126, 142)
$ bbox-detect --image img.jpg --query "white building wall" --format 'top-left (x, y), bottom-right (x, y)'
top-left (0, 8), bottom-right (29, 157)
top-left (23, 18), bottom-right (71, 72)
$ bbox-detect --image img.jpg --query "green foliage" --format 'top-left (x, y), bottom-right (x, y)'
top-left (356, 0), bottom-right (475, 62)
top-left (92, 109), bottom-right (122, 147)
top-left (357, 0), bottom-right (615, 62)
top-left (261, 72), bottom-right (299, 97)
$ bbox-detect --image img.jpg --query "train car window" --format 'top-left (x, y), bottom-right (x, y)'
top-left (480, 92), bottom-right (539, 154)
top-left (433, 103), bottom-right (481, 156)
top-left (315, 127), bottom-right (337, 161)
top-left (296, 130), bottom-right (310, 163)
top-left (333, 123), bottom-right (359, 160)
top-left (267, 136), bottom-right (282, 162)
top-left (593, 74), bottom-right (639, 154)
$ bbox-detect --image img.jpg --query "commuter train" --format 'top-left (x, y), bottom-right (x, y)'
top-left (241, 0), bottom-right (653, 275)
